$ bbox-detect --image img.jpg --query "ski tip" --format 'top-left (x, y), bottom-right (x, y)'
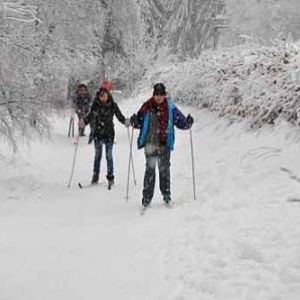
top-left (140, 205), bottom-right (149, 216)
top-left (165, 202), bottom-right (173, 209)
top-left (108, 181), bottom-right (114, 190)
top-left (287, 197), bottom-right (300, 203)
top-left (78, 182), bottom-right (83, 189)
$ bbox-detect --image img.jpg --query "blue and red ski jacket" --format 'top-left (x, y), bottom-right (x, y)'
top-left (133, 97), bottom-right (190, 151)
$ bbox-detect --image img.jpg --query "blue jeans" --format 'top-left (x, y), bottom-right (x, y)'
top-left (93, 138), bottom-right (114, 176)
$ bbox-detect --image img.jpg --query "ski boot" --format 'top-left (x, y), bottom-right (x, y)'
top-left (140, 199), bottom-right (151, 215)
top-left (106, 174), bottom-right (115, 190)
top-left (163, 195), bottom-right (172, 208)
top-left (91, 173), bottom-right (99, 185)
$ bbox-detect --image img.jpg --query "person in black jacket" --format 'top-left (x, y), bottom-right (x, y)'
top-left (79, 88), bottom-right (130, 185)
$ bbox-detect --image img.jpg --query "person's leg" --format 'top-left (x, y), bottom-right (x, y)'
top-left (105, 140), bottom-right (114, 182)
top-left (158, 147), bottom-right (171, 202)
top-left (92, 138), bottom-right (103, 183)
top-left (88, 126), bottom-right (94, 144)
top-left (142, 154), bottom-right (157, 206)
top-left (81, 126), bottom-right (85, 136)
top-left (82, 107), bottom-right (90, 137)
top-left (77, 111), bottom-right (85, 136)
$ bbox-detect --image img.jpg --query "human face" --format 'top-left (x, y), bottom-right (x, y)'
top-left (153, 94), bottom-right (165, 104)
top-left (99, 91), bottom-right (109, 102)
top-left (78, 87), bottom-right (87, 94)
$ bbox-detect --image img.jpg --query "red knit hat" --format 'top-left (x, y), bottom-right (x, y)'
top-left (100, 80), bottom-right (113, 91)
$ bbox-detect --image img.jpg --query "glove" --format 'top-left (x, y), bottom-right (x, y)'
top-left (78, 119), bottom-right (85, 128)
top-left (186, 114), bottom-right (194, 128)
top-left (130, 114), bottom-right (138, 127)
top-left (125, 118), bottom-right (131, 128)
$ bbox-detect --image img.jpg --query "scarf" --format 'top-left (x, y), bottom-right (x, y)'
top-left (140, 97), bottom-right (169, 145)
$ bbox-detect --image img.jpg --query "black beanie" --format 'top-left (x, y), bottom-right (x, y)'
top-left (153, 83), bottom-right (166, 95)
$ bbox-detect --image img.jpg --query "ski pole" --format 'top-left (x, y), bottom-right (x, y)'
top-left (71, 116), bottom-right (74, 137)
top-left (67, 133), bottom-right (80, 188)
top-left (126, 127), bottom-right (135, 201)
top-left (190, 128), bottom-right (196, 200)
top-left (127, 127), bottom-right (137, 185)
top-left (68, 116), bottom-right (73, 137)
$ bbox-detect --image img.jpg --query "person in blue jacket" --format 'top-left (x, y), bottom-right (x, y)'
top-left (130, 83), bottom-right (194, 208)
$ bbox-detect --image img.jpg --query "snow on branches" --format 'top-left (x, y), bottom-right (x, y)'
top-left (1, 2), bottom-right (41, 23)
top-left (147, 40), bottom-right (300, 128)
top-left (0, 2), bottom-right (49, 152)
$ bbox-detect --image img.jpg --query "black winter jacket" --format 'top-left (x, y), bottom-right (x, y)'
top-left (72, 92), bottom-right (91, 115)
top-left (84, 99), bottom-right (126, 142)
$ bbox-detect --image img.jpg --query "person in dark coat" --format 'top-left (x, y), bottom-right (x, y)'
top-left (130, 83), bottom-right (194, 207)
top-left (72, 83), bottom-right (92, 136)
top-left (79, 88), bottom-right (130, 185)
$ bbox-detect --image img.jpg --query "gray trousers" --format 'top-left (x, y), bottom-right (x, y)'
top-left (142, 145), bottom-right (171, 204)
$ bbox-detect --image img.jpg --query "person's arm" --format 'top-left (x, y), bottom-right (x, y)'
top-left (130, 109), bottom-right (145, 129)
top-left (130, 101), bottom-right (151, 129)
top-left (173, 105), bottom-right (194, 130)
top-left (71, 95), bottom-right (78, 111)
top-left (114, 103), bottom-right (126, 124)
top-left (85, 94), bottom-right (92, 106)
top-left (83, 102), bottom-right (96, 126)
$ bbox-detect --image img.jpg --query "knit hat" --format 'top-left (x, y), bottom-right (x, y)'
top-left (153, 83), bottom-right (166, 95)
top-left (100, 80), bottom-right (113, 91)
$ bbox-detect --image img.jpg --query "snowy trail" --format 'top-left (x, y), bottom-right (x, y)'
top-left (1, 98), bottom-right (300, 299)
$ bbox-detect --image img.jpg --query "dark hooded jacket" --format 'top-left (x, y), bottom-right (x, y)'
top-left (72, 84), bottom-right (91, 116)
top-left (84, 93), bottom-right (125, 142)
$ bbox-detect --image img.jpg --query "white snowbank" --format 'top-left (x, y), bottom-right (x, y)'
top-left (143, 40), bottom-right (300, 128)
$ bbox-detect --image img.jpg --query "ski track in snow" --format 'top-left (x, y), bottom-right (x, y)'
top-left (1, 97), bottom-right (300, 299)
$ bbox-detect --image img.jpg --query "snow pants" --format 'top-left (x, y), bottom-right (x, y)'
top-left (142, 145), bottom-right (171, 205)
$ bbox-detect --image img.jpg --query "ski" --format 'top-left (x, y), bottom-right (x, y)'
top-left (164, 201), bottom-right (173, 209)
top-left (287, 197), bottom-right (300, 203)
top-left (140, 202), bottom-right (173, 215)
top-left (78, 181), bottom-right (114, 189)
top-left (140, 206), bottom-right (149, 216)
top-left (78, 182), bottom-right (102, 189)
top-left (108, 181), bottom-right (114, 190)
top-left (78, 182), bottom-right (95, 189)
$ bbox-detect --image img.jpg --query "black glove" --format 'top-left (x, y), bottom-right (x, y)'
top-left (186, 114), bottom-right (194, 128)
top-left (130, 114), bottom-right (138, 127)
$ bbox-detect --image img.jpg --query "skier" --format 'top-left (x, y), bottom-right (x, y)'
top-left (79, 87), bottom-right (130, 186)
top-left (88, 80), bottom-right (114, 144)
top-left (72, 83), bottom-right (92, 137)
top-left (130, 83), bottom-right (194, 208)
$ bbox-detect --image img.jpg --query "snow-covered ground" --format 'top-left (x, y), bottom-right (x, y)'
top-left (1, 95), bottom-right (300, 300)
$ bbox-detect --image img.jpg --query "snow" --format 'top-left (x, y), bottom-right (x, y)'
top-left (1, 95), bottom-right (300, 300)
top-left (144, 40), bottom-right (300, 129)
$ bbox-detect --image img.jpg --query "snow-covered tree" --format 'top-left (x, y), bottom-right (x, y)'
top-left (0, 1), bottom-right (50, 151)
top-left (222, 0), bottom-right (300, 46)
